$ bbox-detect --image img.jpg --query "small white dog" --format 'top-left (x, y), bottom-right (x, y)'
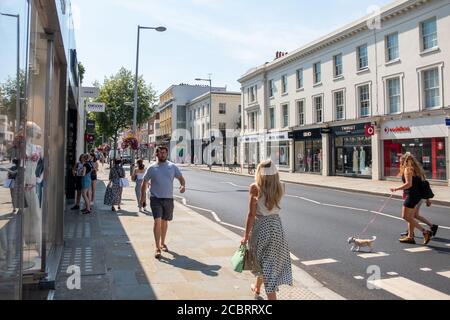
top-left (347, 236), bottom-right (377, 252)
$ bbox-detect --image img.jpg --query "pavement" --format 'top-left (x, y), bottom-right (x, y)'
top-left (52, 165), bottom-right (344, 300)
top-left (191, 164), bottom-right (450, 207)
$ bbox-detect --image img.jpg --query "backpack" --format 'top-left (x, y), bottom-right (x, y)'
top-left (420, 180), bottom-right (434, 199)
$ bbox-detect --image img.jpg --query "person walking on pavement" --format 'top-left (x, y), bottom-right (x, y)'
top-left (140, 146), bottom-right (186, 259)
top-left (241, 159), bottom-right (293, 300)
top-left (390, 152), bottom-right (435, 244)
top-left (399, 199), bottom-right (438, 238)
top-left (80, 154), bottom-right (93, 214)
top-left (89, 151), bottom-right (99, 207)
top-left (132, 159), bottom-right (147, 212)
top-left (104, 158), bottom-right (125, 211)
top-left (71, 155), bottom-right (84, 210)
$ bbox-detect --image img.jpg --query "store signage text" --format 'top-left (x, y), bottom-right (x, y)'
top-left (384, 126), bottom-right (411, 134)
top-left (341, 125), bottom-right (356, 132)
top-left (86, 102), bottom-right (106, 113)
top-left (303, 132), bottom-right (312, 137)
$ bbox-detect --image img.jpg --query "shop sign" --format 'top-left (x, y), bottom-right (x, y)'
top-left (291, 128), bottom-right (322, 140)
top-left (86, 102), bottom-right (106, 113)
top-left (86, 120), bottom-right (95, 132)
top-left (303, 131), bottom-right (312, 137)
top-left (81, 87), bottom-right (99, 98)
top-left (321, 128), bottom-right (331, 134)
top-left (365, 124), bottom-right (375, 137)
top-left (381, 117), bottom-right (448, 139)
top-left (266, 131), bottom-right (290, 141)
top-left (341, 125), bottom-right (356, 132)
top-left (446, 118), bottom-right (450, 126)
top-left (384, 126), bottom-right (411, 134)
top-left (331, 123), bottom-right (368, 136)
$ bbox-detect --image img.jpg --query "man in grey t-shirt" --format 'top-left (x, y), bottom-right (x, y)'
top-left (140, 146), bottom-right (185, 259)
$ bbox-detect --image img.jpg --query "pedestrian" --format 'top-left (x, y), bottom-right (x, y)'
top-left (140, 146), bottom-right (186, 259)
top-left (132, 159), bottom-right (147, 211)
top-left (390, 152), bottom-right (434, 244)
top-left (241, 159), bottom-right (293, 300)
top-left (399, 199), bottom-right (439, 238)
top-left (71, 155), bottom-right (84, 210)
top-left (1, 158), bottom-right (19, 212)
top-left (89, 150), bottom-right (99, 207)
top-left (104, 158), bottom-right (125, 211)
top-left (80, 154), bottom-right (92, 214)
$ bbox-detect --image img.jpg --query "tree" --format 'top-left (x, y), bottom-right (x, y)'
top-left (78, 62), bottom-right (86, 85)
top-left (93, 67), bottom-right (157, 159)
top-left (0, 70), bottom-right (26, 125)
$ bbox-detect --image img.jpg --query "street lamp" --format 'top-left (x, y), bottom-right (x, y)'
top-left (1, 12), bottom-right (20, 132)
top-left (195, 76), bottom-right (212, 168)
top-left (132, 25), bottom-right (166, 171)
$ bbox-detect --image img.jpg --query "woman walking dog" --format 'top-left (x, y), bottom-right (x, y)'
top-left (390, 152), bottom-right (436, 245)
top-left (241, 159), bottom-right (292, 300)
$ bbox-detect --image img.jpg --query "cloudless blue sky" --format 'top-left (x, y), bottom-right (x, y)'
top-left (72, 0), bottom-right (393, 94)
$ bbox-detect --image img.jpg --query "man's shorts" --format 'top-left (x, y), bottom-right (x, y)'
top-left (150, 197), bottom-right (174, 221)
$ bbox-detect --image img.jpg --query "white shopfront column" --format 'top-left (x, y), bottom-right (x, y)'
top-left (322, 133), bottom-right (329, 176)
top-left (371, 127), bottom-right (382, 181)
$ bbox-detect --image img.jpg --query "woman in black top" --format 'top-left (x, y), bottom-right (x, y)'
top-left (390, 153), bottom-right (433, 245)
top-left (89, 152), bottom-right (99, 206)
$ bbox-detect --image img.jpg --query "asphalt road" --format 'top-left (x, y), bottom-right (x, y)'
top-left (173, 167), bottom-right (450, 300)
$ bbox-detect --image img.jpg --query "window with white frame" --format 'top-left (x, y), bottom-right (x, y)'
top-left (296, 68), bottom-right (303, 89)
top-left (219, 103), bottom-right (226, 114)
top-left (334, 90), bottom-right (344, 120)
top-left (281, 75), bottom-right (288, 94)
top-left (313, 62), bottom-right (321, 84)
top-left (387, 77), bottom-right (401, 114)
top-left (297, 99), bottom-right (305, 125)
top-left (421, 17), bottom-right (438, 51)
top-left (282, 104), bottom-right (289, 127)
top-left (357, 44), bottom-right (368, 70)
top-left (423, 68), bottom-right (440, 109)
top-left (248, 85), bottom-right (257, 103)
top-left (334, 54), bottom-right (343, 78)
top-left (269, 107), bottom-right (275, 129)
top-left (249, 111), bottom-right (257, 131)
top-left (314, 96), bottom-right (323, 123)
top-left (386, 33), bottom-right (399, 62)
top-left (219, 122), bottom-right (226, 131)
top-left (358, 84), bottom-right (370, 117)
top-left (269, 79), bottom-right (274, 97)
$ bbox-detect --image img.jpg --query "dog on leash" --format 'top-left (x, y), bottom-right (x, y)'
top-left (347, 236), bottom-right (377, 252)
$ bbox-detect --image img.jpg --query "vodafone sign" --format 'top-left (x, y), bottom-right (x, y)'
top-left (381, 116), bottom-right (448, 139)
top-left (365, 124), bottom-right (375, 137)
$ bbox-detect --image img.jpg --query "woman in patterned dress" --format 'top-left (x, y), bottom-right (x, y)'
top-left (104, 159), bottom-right (125, 211)
top-left (241, 159), bottom-right (293, 300)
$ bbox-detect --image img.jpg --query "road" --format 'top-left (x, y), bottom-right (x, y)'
top-left (173, 167), bottom-right (450, 300)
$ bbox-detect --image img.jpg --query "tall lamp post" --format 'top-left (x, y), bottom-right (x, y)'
top-left (195, 77), bottom-right (212, 167)
top-left (132, 25), bottom-right (166, 172)
top-left (1, 12), bottom-right (20, 132)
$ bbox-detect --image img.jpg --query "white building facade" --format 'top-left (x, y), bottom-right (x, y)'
top-left (239, 0), bottom-right (450, 185)
top-left (187, 91), bottom-right (241, 165)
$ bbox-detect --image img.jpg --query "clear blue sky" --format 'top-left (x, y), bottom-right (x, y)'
top-left (75, 0), bottom-right (391, 94)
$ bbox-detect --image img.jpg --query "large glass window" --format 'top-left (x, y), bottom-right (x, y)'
top-left (267, 141), bottom-right (290, 167)
top-left (335, 136), bottom-right (372, 177)
top-left (384, 138), bottom-right (446, 181)
top-left (388, 78), bottom-right (401, 114)
top-left (358, 44), bottom-right (368, 70)
top-left (421, 18), bottom-right (438, 51)
top-left (295, 139), bottom-right (322, 173)
top-left (423, 68), bottom-right (440, 109)
top-left (386, 33), bottom-right (399, 61)
top-left (359, 84), bottom-right (370, 117)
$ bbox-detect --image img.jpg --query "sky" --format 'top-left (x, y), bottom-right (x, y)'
top-left (73, 0), bottom-right (391, 94)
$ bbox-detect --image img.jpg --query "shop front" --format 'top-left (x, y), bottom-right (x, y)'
top-left (241, 134), bottom-right (261, 167)
top-left (331, 123), bottom-right (373, 178)
top-left (289, 128), bottom-right (323, 174)
top-left (382, 116), bottom-right (448, 182)
top-left (265, 132), bottom-right (290, 169)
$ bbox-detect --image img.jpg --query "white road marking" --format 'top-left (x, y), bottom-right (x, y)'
top-left (368, 276), bottom-right (450, 300)
top-left (357, 252), bottom-right (389, 259)
top-left (220, 221), bottom-right (245, 231)
top-left (404, 247), bottom-right (432, 253)
top-left (354, 276), bottom-right (364, 280)
top-left (387, 272), bottom-right (399, 276)
top-left (322, 203), bottom-right (369, 212)
top-left (420, 268), bottom-right (432, 272)
top-left (285, 194), bottom-right (321, 205)
top-left (437, 271), bottom-right (450, 279)
top-left (186, 204), bottom-right (221, 222)
top-left (290, 253), bottom-right (300, 261)
top-left (301, 258), bottom-right (338, 266)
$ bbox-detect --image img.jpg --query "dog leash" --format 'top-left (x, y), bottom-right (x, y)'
top-left (358, 193), bottom-right (394, 237)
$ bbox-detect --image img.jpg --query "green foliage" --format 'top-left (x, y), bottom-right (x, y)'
top-left (91, 67), bottom-right (157, 144)
top-left (0, 70), bottom-right (26, 124)
top-left (78, 62), bottom-right (86, 85)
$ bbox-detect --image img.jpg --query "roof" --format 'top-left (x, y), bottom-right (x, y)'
top-left (187, 91), bottom-right (241, 106)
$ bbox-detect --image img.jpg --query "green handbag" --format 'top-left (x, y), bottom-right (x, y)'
top-left (230, 245), bottom-right (246, 273)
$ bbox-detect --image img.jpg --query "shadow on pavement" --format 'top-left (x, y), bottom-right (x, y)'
top-left (159, 250), bottom-right (221, 277)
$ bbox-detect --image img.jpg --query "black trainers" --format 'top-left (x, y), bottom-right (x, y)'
top-left (71, 205), bottom-right (80, 210)
top-left (431, 224), bottom-right (439, 237)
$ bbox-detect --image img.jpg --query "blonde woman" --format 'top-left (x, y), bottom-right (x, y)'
top-left (241, 159), bottom-right (292, 300)
top-left (390, 152), bottom-right (433, 244)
